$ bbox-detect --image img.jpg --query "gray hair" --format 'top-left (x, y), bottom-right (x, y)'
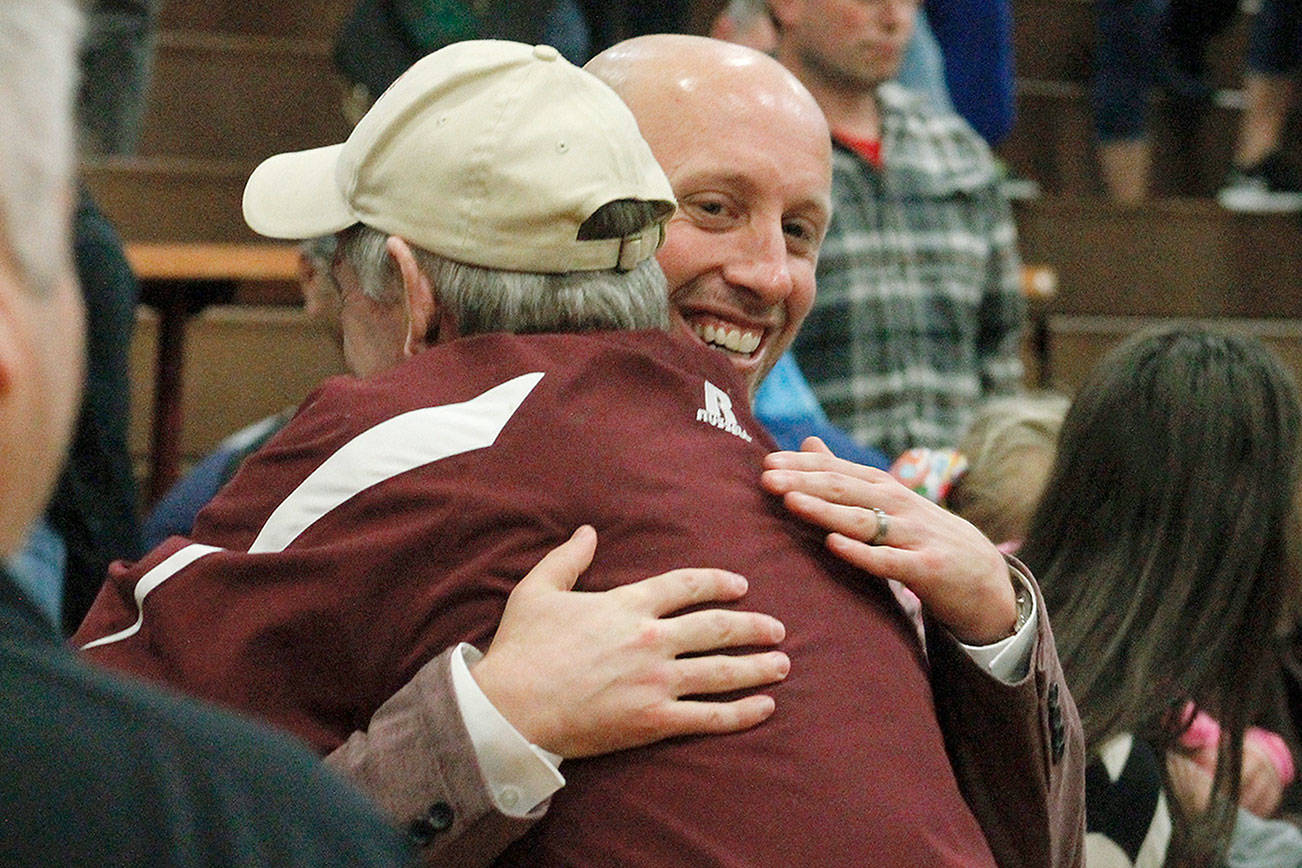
top-left (0, 0), bottom-right (82, 295)
top-left (337, 203), bottom-right (670, 336)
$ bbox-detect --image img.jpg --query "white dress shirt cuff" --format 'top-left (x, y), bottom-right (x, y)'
top-left (449, 643), bottom-right (565, 816)
top-left (958, 565), bottom-right (1038, 682)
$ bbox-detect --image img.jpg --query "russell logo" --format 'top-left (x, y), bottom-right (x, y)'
top-left (697, 381), bottom-right (753, 442)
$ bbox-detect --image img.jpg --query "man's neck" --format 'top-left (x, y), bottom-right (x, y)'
top-left (817, 91), bottom-right (880, 141)
top-left (812, 84), bottom-right (882, 141)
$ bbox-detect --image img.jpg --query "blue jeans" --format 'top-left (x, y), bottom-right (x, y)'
top-left (1093, 0), bottom-right (1168, 141)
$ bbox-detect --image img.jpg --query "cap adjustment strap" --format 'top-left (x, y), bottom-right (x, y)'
top-left (615, 223), bottom-right (666, 272)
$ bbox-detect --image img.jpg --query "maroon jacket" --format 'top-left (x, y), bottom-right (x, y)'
top-left (77, 330), bottom-right (1082, 866)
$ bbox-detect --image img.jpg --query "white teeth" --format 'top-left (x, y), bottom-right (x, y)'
top-left (691, 321), bottom-right (761, 355)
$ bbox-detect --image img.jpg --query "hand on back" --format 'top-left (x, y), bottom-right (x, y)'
top-left (470, 526), bottom-right (789, 758)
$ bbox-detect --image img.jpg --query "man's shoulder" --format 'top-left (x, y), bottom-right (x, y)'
top-left (833, 83), bottom-right (999, 200)
top-left (6, 629), bottom-right (328, 776)
top-left (876, 83), bottom-right (994, 162)
top-left (876, 81), bottom-right (978, 135)
top-left (418, 329), bottom-right (750, 410)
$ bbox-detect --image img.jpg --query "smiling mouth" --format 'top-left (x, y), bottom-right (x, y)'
top-left (689, 318), bottom-right (762, 356)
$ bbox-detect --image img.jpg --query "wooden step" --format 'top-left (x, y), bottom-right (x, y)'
top-left (127, 305), bottom-right (345, 464)
top-left (160, 0), bottom-right (357, 40)
top-left (83, 155), bottom-right (259, 243)
top-left (137, 30), bottom-right (352, 161)
top-left (1014, 197), bottom-right (1302, 318)
top-left (1042, 314), bottom-right (1302, 394)
top-left (1002, 83), bottom-right (1250, 196)
top-left (1012, 0), bottom-right (1251, 89)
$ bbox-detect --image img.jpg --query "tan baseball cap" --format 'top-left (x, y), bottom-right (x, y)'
top-left (243, 40), bottom-right (675, 273)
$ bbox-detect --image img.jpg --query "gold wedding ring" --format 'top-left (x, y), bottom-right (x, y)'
top-left (868, 507), bottom-right (889, 545)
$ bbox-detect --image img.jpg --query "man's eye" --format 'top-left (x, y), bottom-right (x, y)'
top-left (784, 220), bottom-right (818, 247)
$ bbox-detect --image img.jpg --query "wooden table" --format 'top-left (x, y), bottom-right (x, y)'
top-left (125, 242), bottom-right (300, 503)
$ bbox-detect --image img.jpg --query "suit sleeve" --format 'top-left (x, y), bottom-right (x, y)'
top-left (324, 648), bottom-right (545, 868)
top-left (924, 561), bottom-right (1086, 868)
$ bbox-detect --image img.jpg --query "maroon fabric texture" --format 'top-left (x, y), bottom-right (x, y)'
top-left (77, 330), bottom-right (994, 866)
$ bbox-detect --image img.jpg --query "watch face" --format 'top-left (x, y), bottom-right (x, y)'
top-left (1015, 586), bottom-right (1031, 631)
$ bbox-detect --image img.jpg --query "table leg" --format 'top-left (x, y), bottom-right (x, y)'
top-left (147, 291), bottom-right (188, 504)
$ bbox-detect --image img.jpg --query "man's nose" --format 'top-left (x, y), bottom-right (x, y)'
top-left (721, 221), bottom-right (793, 305)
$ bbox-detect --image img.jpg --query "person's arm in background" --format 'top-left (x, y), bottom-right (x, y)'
top-left (760, 438), bottom-right (1086, 867)
top-left (327, 526), bottom-right (789, 865)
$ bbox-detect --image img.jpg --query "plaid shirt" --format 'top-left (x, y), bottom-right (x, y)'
top-left (791, 83), bottom-right (1025, 459)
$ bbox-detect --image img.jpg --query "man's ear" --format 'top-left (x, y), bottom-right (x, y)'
top-left (385, 236), bottom-right (441, 357)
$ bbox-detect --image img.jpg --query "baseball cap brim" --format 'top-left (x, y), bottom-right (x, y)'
top-left (242, 143), bottom-right (357, 240)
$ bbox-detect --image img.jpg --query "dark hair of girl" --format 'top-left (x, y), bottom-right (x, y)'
top-left (1018, 325), bottom-right (1302, 864)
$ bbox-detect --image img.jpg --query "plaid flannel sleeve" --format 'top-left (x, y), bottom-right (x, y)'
top-left (977, 185), bottom-right (1025, 395)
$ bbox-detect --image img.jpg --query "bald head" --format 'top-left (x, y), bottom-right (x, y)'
top-left (587, 35), bottom-right (827, 154)
top-left (585, 35), bottom-right (832, 392)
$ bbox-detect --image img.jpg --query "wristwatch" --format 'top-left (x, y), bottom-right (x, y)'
top-left (1010, 572), bottom-right (1032, 636)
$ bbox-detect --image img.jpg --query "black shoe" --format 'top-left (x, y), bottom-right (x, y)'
top-left (1217, 152), bottom-right (1302, 213)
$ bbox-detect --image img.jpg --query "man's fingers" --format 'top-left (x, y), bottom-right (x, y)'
top-left (670, 651), bottom-right (790, 695)
top-left (661, 608), bottom-right (786, 653)
top-left (764, 447), bottom-right (883, 483)
top-left (512, 525), bottom-right (597, 596)
top-left (777, 489), bottom-right (893, 545)
top-left (652, 696), bottom-right (779, 739)
top-left (617, 567), bottom-right (751, 616)
top-left (799, 435), bottom-right (834, 456)
top-left (761, 467), bottom-right (883, 510)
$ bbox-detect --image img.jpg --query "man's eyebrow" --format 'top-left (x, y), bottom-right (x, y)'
top-left (673, 170), bottom-right (752, 192)
top-left (676, 171), bottom-right (828, 208)
top-left (790, 196), bottom-right (831, 227)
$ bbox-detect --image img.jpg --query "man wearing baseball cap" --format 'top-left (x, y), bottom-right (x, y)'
top-left (77, 38), bottom-right (791, 861)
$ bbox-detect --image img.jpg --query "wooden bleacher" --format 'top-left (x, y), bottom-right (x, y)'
top-left (126, 304), bottom-right (344, 474)
top-left (1003, 0), bottom-right (1281, 197)
top-left (1002, 0), bottom-right (1302, 395)
top-left (138, 30), bottom-right (351, 162)
top-left (1015, 198), bottom-right (1302, 319)
top-left (158, 0), bottom-right (357, 37)
top-left (1043, 315), bottom-right (1302, 392)
top-left (87, 2), bottom-right (355, 498)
